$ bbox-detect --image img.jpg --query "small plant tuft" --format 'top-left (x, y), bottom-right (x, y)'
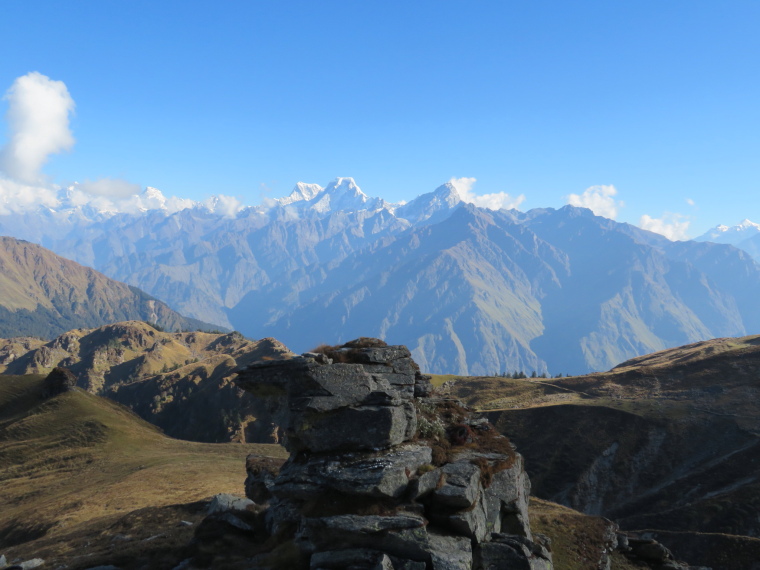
top-left (417, 414), bottom-right (446, 439)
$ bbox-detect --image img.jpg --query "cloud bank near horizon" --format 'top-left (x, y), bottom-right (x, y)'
top-left (564, 185), bottom-right (693, 240)
top-left (0, 73), bottom-right (705, 236)
top-left (449, 177), bottom-right (526, 211)
top-left (566, 185), bottom-right (623, 219)
top-left (640, 212), bottom-right (691, 241)
top-left (0, 72), bottom-right (244, 217)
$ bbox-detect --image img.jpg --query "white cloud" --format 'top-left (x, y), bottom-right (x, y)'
top-left (639, 213), bottom-right (691, 241)
top-left (259, 196), bottom-right (278, 210)
top-left (686, 198), bottom-right (695, 206)
top-left (0, 176), bottom-right (60, 215)
top-left (203, 194), bottom-right (244, 217)
top-left (87, 187), bottom-right (198, 215)
top-left (449, 177), bottom-right (526, 211)
top-left (0, 73), bottom-right (248, 219)
top-left (0, 72), bottom-right (75, 183)
top-left (78, 178), bottom-right (141, 198)
top-left (0, 179), bottom-right (202, 216)
top-left (164, 196), bottom-right (198, 213)
top-left (566, 185), bottom-right (623, 219)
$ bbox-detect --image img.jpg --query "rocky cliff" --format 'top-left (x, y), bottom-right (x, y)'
top-left (479, 335), bottom-right (760, 540)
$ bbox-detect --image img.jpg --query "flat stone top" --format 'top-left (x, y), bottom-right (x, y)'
top-left (240, 343), bottom-right (412, 371)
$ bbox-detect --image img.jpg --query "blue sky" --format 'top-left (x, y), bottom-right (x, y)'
top-left (1, 1), bottom-right (760, 237)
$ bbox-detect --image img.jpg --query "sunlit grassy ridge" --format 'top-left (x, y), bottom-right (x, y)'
top-left (439, 334), bottom-right (760, 430)
top-left (0, 374), bottom-right (286, 567)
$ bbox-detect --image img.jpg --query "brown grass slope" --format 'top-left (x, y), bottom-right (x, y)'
top-left (437, 335), bottom-right (760, 550)
top-left (2, 321), bottom-right (294, 442)
top-left (0, 236), bottom-right (218, 338)
top-left (0, 373), bottom-right (286, 569)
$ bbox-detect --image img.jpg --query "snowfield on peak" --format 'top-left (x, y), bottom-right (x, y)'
top-left (695, 218), bottom-right (760, 245)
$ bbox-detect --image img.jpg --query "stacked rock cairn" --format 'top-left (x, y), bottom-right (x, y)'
top-left (236, 338), bottom-right (553, 570)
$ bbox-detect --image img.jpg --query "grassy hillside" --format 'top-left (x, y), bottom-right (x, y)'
top-left (0, 374), bottom-right (286, 568)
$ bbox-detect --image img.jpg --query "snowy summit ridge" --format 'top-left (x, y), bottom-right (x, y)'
top-left (695, 218), bottom-right (760, 245)
top-left (276, 177), bottom-right (388, 214)
top-left (0, 176), bottom-right (475, 235)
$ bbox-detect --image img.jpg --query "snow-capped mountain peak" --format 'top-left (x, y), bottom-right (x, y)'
top-left (695, 219), bottom-right (760, 245)
top-left (279, 177), bottom-right (386, 214)
top-left (394, 181), bottom-right (463, 225)
top-left (1, 176), bottom-right (469, 242)
top-left (279, 182), bottom-right (324, 206)
top-left (323, 177), bottom-right (365, 198)
top-left (311, 177), bottom-right (372, 213)
top-left (431, 181), bottom-right (463, 206)
top-left (139, 187), bottom-right (168, 211)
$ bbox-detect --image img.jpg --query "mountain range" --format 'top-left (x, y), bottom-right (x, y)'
top-left (3, 179), bottom-right (760, 375)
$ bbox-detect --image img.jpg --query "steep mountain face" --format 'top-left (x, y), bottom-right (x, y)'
top-left (4, 179), bottom-right (760, 374)
top-left (395, 181), bottom-right (464, 225)
top-left (241, 206), bottom-right (567, 375)
top-left (1, 321), bottom-right (293, 442)
top-left (0, 337), bottom-right (44, 368)
top-left (35, 185), bottom-right (413, 328)
top-left (0, 236), bottom-right (216, 338)
top-left (518, 208), bottom-right (760, 373)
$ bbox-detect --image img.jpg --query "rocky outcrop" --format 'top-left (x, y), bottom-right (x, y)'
top-left (3, 321), bottom-right (294, 443)
top-left (0, 338), bottom-right (44, 371)
top-left (40, 367), bottom-right (76, 398)
top-left (236, 338), bottom-right (552, 569)
top-left (615, 532), bottom-right (713, 570)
